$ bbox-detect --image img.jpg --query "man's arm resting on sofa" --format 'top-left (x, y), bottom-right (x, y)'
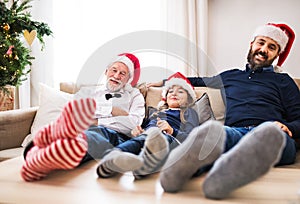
top-left (0, 107), bottom-right (38, 151)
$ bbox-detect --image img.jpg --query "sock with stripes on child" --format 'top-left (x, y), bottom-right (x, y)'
top-left (21, 98), bottom-right (96, 182)
top-left (96, 149), bottom-right (143, 178)
top-left (33, 98), bottom-right (96, 148)
top-left (133, 127), bottom-right (169, 179)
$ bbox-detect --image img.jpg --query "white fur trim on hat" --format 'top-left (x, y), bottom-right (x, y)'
top-left (164, 78), bottom-right (196, 101)
top-left (253, 25), bottom-right (289, 53)
top-left (114, 55), bottom-right (135, 83)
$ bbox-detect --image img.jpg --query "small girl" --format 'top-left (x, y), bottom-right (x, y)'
top-left (97, 72), bottom-right (200, 179)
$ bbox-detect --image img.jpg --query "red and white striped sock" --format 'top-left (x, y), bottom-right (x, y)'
top-left (33, 98), bottom-right (96, 148)
top-left (21, 135), bottom-right (87, 182)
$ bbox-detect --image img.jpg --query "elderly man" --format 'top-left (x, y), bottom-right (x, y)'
top-left (21, 53), bottom-right (145, 181)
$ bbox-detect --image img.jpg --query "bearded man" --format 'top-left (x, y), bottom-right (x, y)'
top-left (150, 23), bottom-right (300, 200)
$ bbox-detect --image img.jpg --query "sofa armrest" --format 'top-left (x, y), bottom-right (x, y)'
top-left (0, 107), bottom-right (38, 151)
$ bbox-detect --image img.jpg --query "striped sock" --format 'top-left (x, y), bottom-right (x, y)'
top-left (33, 98), bottom-right (96, 148)
top-left (133, 127), bottom-right (169, 179)
top-left (97, 149), bottom-right (143, 178)
top-left (21, 135), bottom-right (88, 182)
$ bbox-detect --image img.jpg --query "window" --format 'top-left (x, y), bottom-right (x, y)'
top-left (52, 0), bottom-right (162, 85)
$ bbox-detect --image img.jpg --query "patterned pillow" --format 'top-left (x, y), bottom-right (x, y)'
top-left (192, 92), bottom-right (215, 124)
top-left (145, 92), bottom-right (215, 125)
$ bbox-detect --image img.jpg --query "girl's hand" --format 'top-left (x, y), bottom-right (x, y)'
top-left (131, 125), bottom-right (144, 137)
top-left (273, 121), bottom-right (292, 137)
top-left (156, 117), bottom-right (173, 135)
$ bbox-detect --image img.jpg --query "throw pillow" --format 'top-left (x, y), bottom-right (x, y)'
top-left (144, 92), bottom-right (215, 126)
top-left (21, 83), bottom-right (73, 147)
top-left (192, 92), bottom-right (215, 125)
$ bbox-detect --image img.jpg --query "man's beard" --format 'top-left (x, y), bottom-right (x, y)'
top-left (106, 78), bottom-right (124, 92)
top-left (247, 48), bottom-right (276, 70)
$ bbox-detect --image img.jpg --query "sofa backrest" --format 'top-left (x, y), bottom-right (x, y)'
top-left (60, 78), bottom-right (300, 124)
top-left (141, 85), bottom-right (225, 123)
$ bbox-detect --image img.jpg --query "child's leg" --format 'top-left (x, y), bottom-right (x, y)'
top-left (96, 149), bottom-right (143, 178)
top-left (96, 134), bottom-right (147, 178)
top-left (34, 98), bottom-right (96, 148)
top-left (133, 127), bottom-right (169, 179)
top-left (96, 127), bottom-right (169, 179)
top-left (21, 135), bottom-right (87, 182)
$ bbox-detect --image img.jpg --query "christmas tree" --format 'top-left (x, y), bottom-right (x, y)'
top-left (0, 0), bottom-right (52, 92)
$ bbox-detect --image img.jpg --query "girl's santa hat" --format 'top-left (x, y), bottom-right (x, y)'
top-left (112, 53), bottom-right (140, 87)
top-left (253, 23), bottom-right (295, 68)
top-left (158, 72), bottom-right (196, 108)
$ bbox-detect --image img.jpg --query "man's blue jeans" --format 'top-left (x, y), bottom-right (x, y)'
top-left (193, 124), bottom-right (297, 177)
top-left (80, 126), bottom-right (180, 164)
top-left (80, 126), bottom-right (131, 164)
top-left (224, 125), bottom-right (297, 166)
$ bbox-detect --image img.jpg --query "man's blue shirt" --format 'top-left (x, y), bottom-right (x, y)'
top-left (188, 64), bottom-right (300, 138)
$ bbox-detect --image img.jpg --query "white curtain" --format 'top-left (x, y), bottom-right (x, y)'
top-left (163, 0), bottom-right (208, 77)
top-left (17, 0), bottom-right (54, 108)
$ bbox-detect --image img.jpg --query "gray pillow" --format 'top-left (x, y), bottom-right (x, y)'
top-left (191, 92), bottom-right (215, 125)
top-left (146, 92), bottom-right (215, 125)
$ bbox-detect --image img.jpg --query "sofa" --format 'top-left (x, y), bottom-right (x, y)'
top-left (1, 80), bottom-right (300, 203)
top-left (0, 82), bottom-right (224, 161)
top-left (0, 79), bottom-right (300, 164)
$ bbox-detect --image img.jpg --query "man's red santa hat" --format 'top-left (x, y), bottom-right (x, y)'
top-left (253, 23), bottom-right (295, 67)
top-left (113, 53), bottom-right (140, 87)
top-left (158, 72), bottom-right (196, 108)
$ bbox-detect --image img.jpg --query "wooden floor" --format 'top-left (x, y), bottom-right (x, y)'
top-left (0, 157), bottom-right (300, 204)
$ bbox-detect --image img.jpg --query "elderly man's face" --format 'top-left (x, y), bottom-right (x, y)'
top-left (247, 36), bottom-right (280, 70)
top-left (105, 62), bottom-right (130, 92)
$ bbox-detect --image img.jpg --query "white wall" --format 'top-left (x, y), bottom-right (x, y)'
top-left (208, 0), bottom-right (300, 78)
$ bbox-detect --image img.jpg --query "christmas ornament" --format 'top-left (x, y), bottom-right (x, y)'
top-left (23, 29), bottom-right (37, 46)
top-left (3, 23), bottom-right (10, 31)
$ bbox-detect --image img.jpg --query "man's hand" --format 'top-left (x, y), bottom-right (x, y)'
top-left (273, 121), bottom-right (292, 137)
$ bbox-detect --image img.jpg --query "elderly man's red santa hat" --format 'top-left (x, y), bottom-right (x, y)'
top-left (253, 23), bottom-right (295, 68)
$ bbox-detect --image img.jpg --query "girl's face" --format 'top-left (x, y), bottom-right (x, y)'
top-left (166, 85), bottom-right (189, 108)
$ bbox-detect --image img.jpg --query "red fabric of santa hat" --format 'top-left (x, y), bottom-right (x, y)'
top-left (253, 23), bottom-right (295, 67)
top-left (158, 72), bottom-right (196, 108)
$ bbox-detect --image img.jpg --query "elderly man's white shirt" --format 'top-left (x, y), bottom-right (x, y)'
top-left (75, 85), bottom-right (145, 135)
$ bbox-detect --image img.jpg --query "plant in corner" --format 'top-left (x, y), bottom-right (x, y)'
top-left (0, 0), bottom-right (52, 93)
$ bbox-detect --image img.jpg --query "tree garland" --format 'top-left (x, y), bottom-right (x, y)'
top-left (0, 0), bottom-right (52, 92)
